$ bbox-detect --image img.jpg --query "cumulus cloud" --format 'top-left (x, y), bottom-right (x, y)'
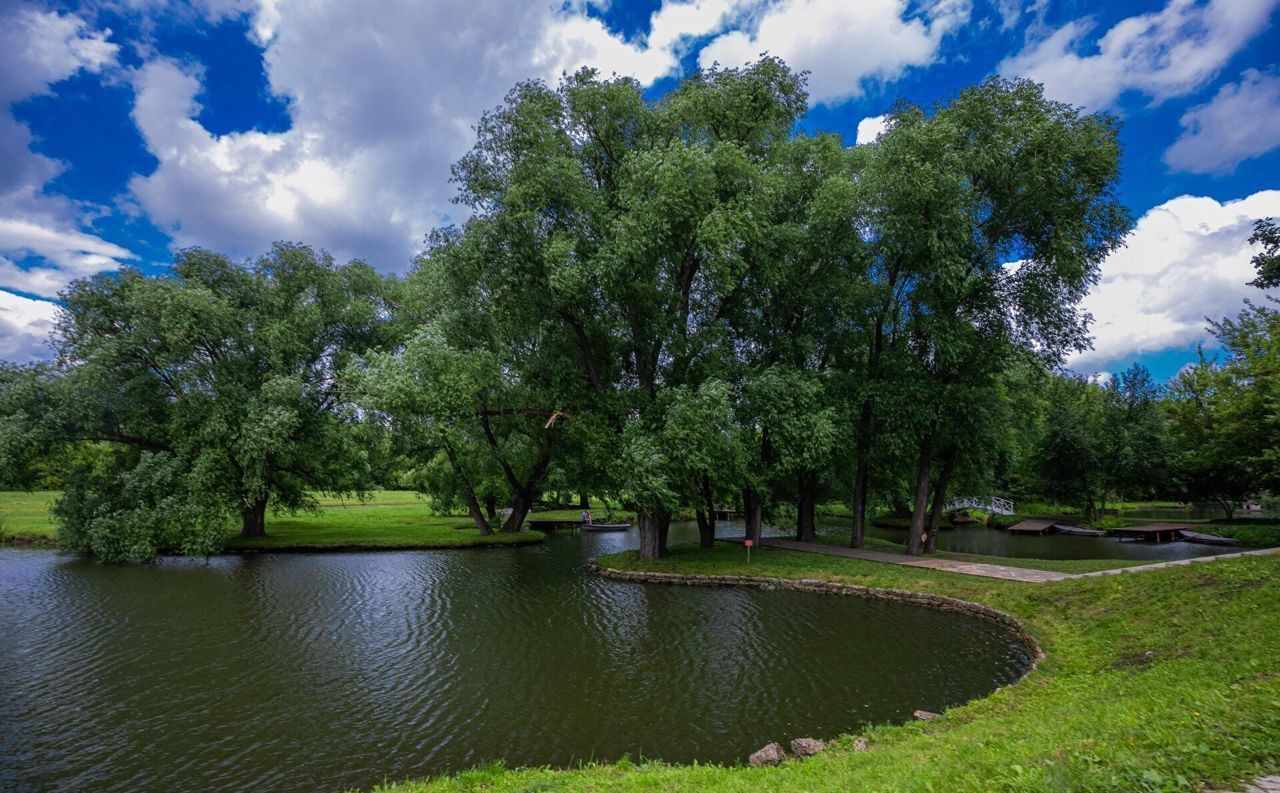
top-left (0, 288), bottom-right (59, 363)
top-left (698, 0), bottom-right (970, 104)
top-left (855, 114), bottom-right (888, 144)
top-left (1164, 69), bottom-right (1280, 174)
top-left (0, 4), bottom-right (136, 357)
top-left (998, 0), bottom-right (1279, 110)
top-left (125, 0), bottom-right (755, 271)
top-left (1070, 190), bottom-right (1280, 368)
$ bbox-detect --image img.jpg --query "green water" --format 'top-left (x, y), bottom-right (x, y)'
top-left (0, 524), bottom-right (1030, 792)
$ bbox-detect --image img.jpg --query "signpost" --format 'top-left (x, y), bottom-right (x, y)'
top-left (744, 538), bottom-right (754, 564)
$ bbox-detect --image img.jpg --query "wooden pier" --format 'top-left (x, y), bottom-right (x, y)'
top-left (1005, 519), bottom-right (1057, 535)
top-left (1106, 523), bottom-right (1191, 543)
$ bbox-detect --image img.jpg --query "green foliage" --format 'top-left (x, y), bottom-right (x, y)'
top-left (1247, 217), bottom-right (1280, 289)
top-left (9, 243), bottom-right (396, 559)
top-left (54, 450), bottom-right (229, 560)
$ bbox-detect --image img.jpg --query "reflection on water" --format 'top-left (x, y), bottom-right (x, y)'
top-left (0, 522), bottom-right (1029, 793)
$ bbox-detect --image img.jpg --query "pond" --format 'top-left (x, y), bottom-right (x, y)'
top-left (0, 523), bottom-right (1031, 793)
top-left (860, 523), bottom-right (1242, 561)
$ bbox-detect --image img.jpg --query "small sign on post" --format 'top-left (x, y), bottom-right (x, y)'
top-left (744, 538), bottom-right (754, 564)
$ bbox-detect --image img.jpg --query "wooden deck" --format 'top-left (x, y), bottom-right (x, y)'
top-left (1107, 523), bottom-right (1191, 543)
top-left (1005, 519), bottom-right (1057, 535)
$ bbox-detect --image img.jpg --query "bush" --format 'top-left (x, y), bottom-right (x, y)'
top-left (55, 451), bottom-right (231, 561)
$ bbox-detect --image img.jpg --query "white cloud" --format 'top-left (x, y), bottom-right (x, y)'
top-left (1164, 69), bottom-right (1280, 174)
top-left (998, 0), bottom-right (1280, 110)
top-left (0, 220), bottom-right (136, 298)
top-left (698, 0), bottom-right (970, 104)
top-left (1070, 190), bottom-right (1280, 367)
top-left (855, 114), bottom-right (888, 144)
top-left (125, 0), bottom-right (757, 271)
top-left (0, 4), bottom-right (135, 344)
top-left (0, 289), bottom-right (59, 363)
top-left (0, 5), bottom-right (117, 103)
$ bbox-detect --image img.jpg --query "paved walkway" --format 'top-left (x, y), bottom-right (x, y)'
top-left (1210, 776), bottom-right (1280, 793)
top-left (744, 538), bottom-right (1280, 584)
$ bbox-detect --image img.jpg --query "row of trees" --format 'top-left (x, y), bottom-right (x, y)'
top-left (3, 59), bottom-right (1267, 562)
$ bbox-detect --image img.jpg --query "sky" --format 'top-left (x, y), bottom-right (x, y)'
top-left (1, 0), bottom-right (1278, 381)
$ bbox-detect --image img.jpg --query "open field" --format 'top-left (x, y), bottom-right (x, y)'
top-left (375, 543), bottom-right (1280, 792)
top-left (0, 491), bottom-right (57, 543)
top-left (0, 491), bottom-right (543, 551)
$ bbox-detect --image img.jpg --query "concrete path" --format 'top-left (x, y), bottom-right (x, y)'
top-left (746, 538), bottom-right (1280, 584)
top-left (1209, 776), bottom-right (1280, 793)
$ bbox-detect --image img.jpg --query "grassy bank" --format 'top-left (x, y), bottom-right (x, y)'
top-left (0, 491), bottom-right (544, 551)
top-left (375, 542), bottom-right (1280, 793)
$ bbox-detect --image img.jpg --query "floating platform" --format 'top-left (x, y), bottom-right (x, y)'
top-left (1005, 519), bottom-right (1057, 535)
top-left (525, 518), bottom-right (581, 531)
top-left (1107, 523), bottom-right (1192, 543)
top-left (1178, 530), bottom-right (1242, 546)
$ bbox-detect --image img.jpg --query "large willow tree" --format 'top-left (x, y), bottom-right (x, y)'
top-left (392, 58), bottom-right (813, 558)
top-left (14, 244), bottom-right (395, 560)
top-left (845, 79), bottom-right (1131, 552)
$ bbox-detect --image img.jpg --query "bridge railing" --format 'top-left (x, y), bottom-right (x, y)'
top-left (944, 496), bottom-right (1015, 516)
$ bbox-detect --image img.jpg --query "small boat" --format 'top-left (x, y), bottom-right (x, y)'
top-left (1178, 530), bottom-right (1242, 547)
top-left (1054, 525), bottom-right (1108, 537)
top-left (583, 522), bottom-right (632, 532)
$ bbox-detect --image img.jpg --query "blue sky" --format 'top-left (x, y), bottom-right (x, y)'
top-left (1, 0), bottom-right (1278, 382)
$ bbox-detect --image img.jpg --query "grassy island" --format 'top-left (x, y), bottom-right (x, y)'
top-left (374, 543), bottom-right (1280, 793)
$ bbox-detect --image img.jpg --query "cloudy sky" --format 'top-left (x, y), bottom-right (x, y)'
top-left (1, 0), bottom-right (1278, 379)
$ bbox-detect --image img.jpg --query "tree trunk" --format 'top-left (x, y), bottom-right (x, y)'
top-left (578, 492), bottom-right (590, 509)
top-left (924, 446), bottom-right (957, 554)
top-left (696, 510), bottom-right (715, 549)
top-left (638, 507), bottom-right (671, 560)
top-left (500, 453), bottom-right (552, 532)
top-left (795, 476), bottom-right (816, 543)
top-left (464, 491), bottom-right (493, 535)
top-left (240, 496), bottom-right (268, 538)
top-left (851, 457), bottom-right (869, 548)
top-left (484, 494), bottom-right (497, 519)
top-left (698, 472), bottom-right (717, 548)
top-left (907, 440), bottom-right (933, 555)
top-left (743, 488), bottom-right (763, 546)
top-left (1219, 497), bottom-right (1235, 520)
top-left (502, 488), bottom-right (534, 532)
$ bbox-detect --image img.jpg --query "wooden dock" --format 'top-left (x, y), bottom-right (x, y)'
top-left (1106, 523), bottom-right (1191, 543)
top-left (1005, 519), bottom-right (1057, 535)
top-left (525, 518), bottom-right (581, 532)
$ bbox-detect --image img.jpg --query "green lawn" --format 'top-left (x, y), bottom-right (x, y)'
top-left (0, 490), bottom-right (58, 542)
top-left (376, 543), bottom-right (1280, 793)
top-left (0, 491), bottom-right (543, 551)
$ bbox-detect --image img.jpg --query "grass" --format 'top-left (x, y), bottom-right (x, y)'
top-left (0, 490), bottom-right (544, 552)
top-left (374, 542), bottom-right (1280, 793)
top-left (1200, 523), bottom-right (1280, 548)
top-left (0, 490), bottom-right (58, 544)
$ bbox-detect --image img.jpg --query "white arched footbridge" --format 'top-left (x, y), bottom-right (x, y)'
top-left (945, 496), bottom-right (1014, 515)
